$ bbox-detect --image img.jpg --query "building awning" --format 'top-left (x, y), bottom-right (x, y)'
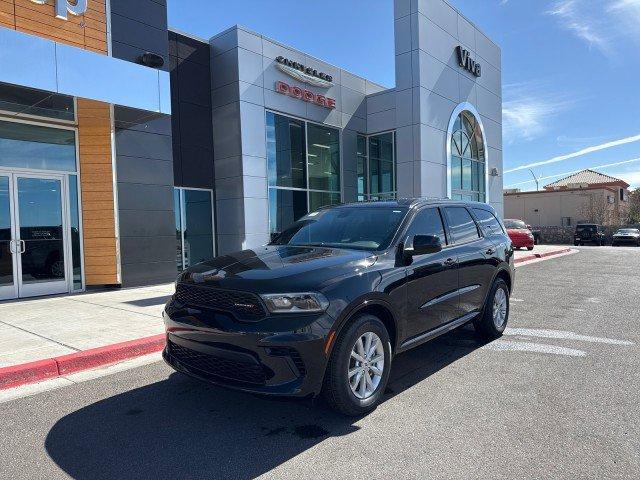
top-left (0, 27), bottom-right (170, 115)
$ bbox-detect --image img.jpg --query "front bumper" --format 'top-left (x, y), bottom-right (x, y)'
top-left (612, 237), bottom-right (639, 245)
top-left (511, 236), bottom-right (534, 248)
top-left (162, 304), bottom-right (333, 397)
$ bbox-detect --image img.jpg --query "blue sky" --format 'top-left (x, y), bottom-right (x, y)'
top-left (167, 0), bottom-right (640, 190)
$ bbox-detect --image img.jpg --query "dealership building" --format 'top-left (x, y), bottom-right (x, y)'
top-left (0, 0), bottom-right (502, 300)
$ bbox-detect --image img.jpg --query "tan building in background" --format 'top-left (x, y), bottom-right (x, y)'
top-left (504, 169), bottom-right (631, 227)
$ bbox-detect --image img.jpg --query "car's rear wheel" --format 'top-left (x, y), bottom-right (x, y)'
top-left (474, 278), bottom-right (510, 339)
top-left (322, 314), bottom-right (392, 416)
top-left (527, 246), bottom-right (534, 251)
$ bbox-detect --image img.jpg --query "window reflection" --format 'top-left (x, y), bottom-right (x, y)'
top-left (69, 175), bottom-right (82, 290)
top-left (450, 111), bottom-right (485, 202)
top-left (266, 112), bottom-right (342, 236)
top-left (357, 132), bottom-right (396, 201)
top-left (175, 188), bottom-right (214, 271)
top-left (0, 120), bottom-right (77, 172)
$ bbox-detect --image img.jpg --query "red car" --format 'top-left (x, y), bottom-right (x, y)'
top-left (504, 219), bottom-right (535, 250)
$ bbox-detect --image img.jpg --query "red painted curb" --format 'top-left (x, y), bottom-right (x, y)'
top-left (0, 334), bottom-right (166, 390)
top-left (0, 359), bottom-right (59, 390)
top-left (514, 247), bottom-right (573, 264)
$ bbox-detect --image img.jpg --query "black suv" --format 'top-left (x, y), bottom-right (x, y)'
top-left (163, 199), bottom-right (514, 415)
top-left (574, 224), bottom-right (606, 246)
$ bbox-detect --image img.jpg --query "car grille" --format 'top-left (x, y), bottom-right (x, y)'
top-left (168, 341), bottom-right (267, 385)
top-left (174, 283), bottom-right (266, 321)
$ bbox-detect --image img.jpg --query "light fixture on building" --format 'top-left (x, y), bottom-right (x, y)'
top-left (490, 167), bottom-right (499, 177)
top-left (138, 52), bottom-right (165, 69)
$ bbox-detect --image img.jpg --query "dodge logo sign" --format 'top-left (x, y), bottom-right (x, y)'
top-left (275, 81), bottom-right (336, 109)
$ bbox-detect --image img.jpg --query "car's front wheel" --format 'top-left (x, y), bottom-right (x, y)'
top-left (474, 278), bottom-right (510, 339)
top-left (323, 314), bottom-right (392, 416)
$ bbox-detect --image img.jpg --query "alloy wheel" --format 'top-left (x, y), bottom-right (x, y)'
top-left (348, 332), bottom-right (384, 400)
top-left (492, 287), bottom-right (508, 329)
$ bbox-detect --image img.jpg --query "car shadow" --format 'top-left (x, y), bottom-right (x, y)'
top-left (44, 326), bottom-right (489, 480)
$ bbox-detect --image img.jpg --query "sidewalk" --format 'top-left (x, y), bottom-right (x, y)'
top-left (0, 244), bottom-right (574, 390)
top-left (0, 284), bottom-right (172, 387)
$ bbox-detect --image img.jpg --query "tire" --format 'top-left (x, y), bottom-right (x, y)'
top-left (323, 314), bottom-right (392, 416)
top-left (574, 242), bottom-right (580, 246)
top-left (527, 246), bottom-right (534, 251)
top-left (474, 278), bottom-right (510, 340)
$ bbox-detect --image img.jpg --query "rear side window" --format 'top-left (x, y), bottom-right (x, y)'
top-left (443, 207), bottom-right (480, 244)
top-left (405, 208), bottom-right (447, 245)
top-left (473, 208), bottom-right (504, 236)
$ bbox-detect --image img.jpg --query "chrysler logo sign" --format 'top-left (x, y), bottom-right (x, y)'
top-left (456, 46), bottom-right (482, 77)
top-left (29, 0), bottom-right (88, 20)
top-left (275, 56), bottom-right (334, 88)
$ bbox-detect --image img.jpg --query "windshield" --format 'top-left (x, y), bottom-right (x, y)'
top-left (617, 229), bottom-right (640, 234)
top-left (504, 219), bottom-right (527, 229)
top-left (576, 225), bottom-right (596, 233)
top-left (270, 206), bottom-right (409, 251)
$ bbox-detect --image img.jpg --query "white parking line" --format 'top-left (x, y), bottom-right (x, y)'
top-left (483, 340), bottom-right (587, 357)
top-left (504, 328), bottom-right (634, 346)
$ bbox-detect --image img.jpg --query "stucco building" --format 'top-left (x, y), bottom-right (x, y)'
top-left (504, 170), bottom-right (631, 227)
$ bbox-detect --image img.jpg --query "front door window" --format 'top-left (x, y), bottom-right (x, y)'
top-left (16, 177), bottom-right (66, 287)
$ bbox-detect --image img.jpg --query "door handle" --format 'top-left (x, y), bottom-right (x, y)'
top-left (444, 258), bottom-right (456, 267)
top-left (486, 247), bottom-right (496, 255)
top-left (19, 239), bottom-right (25, 254)
top-left (8, 240), bottom-right (15, 254)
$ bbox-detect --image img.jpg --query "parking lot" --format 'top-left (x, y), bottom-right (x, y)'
top-left (1, 246), bottom-right (638, 479)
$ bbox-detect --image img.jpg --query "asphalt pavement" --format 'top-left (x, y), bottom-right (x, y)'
top-left (0, 246), bottom-right (638, 479)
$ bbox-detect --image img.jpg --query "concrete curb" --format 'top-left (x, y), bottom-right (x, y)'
top-left (0, 334), bottom-right (165, 390)
top-left (514, 247), bottom-right (573, 264)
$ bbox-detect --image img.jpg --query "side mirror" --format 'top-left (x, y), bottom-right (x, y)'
top-left (408, 234), bottom-right (442, 256)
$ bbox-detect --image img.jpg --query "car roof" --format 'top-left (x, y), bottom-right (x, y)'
top-left (333, 198), bottom-right (495, 211)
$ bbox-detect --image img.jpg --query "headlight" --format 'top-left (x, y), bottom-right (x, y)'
top-left (260, 292), bottom-right (329, 314)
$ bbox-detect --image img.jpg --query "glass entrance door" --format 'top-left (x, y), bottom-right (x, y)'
top-left (0, 175), bottom-right (17, 300)
top-left (0, 172), bottom-right (71, 300)
top-left (14, 175), bottom-right (69, 297)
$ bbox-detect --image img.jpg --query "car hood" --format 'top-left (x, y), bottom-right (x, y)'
top-left (178, 245), bottom-right (377, 293)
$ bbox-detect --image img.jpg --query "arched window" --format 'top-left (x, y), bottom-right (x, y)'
top-left (450, 110), bottom-right (486, 202)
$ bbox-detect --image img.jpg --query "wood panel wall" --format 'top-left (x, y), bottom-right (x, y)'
top-left (77, 98), bottom-right (119, 286)
top-left (0, 0), bottom-right (107, 54)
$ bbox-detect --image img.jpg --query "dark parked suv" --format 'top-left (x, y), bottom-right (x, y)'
top-left (163, 199), bottom-right (514, 415)
top-left (574, 224), bottom-right (606, 246)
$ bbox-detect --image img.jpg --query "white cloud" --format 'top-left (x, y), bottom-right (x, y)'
top-left (502, 82), bottom-right (573, 144)
top-left (547, 0), bottom-right (640, 56)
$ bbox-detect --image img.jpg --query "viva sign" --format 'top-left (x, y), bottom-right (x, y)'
top-left (456, 46), bottom-right (482, 77)
top-left (29, 0), bottom-right (88, 20)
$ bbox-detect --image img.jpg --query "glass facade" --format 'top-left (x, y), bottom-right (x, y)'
top-left (0, 82), bottom-right (75, 122)
top-left (356, 132), bottom-right (396, 201)
top-left (450, 111), bottom-right (485, 202)
top-left (267, 111), bottom-right (341, 237)
top-left (174, 188), bottom-right (215, 271)
top-left (68, 175), bottom-right (82, 290)
top-left (0, 120), bottom-right (77, 172)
